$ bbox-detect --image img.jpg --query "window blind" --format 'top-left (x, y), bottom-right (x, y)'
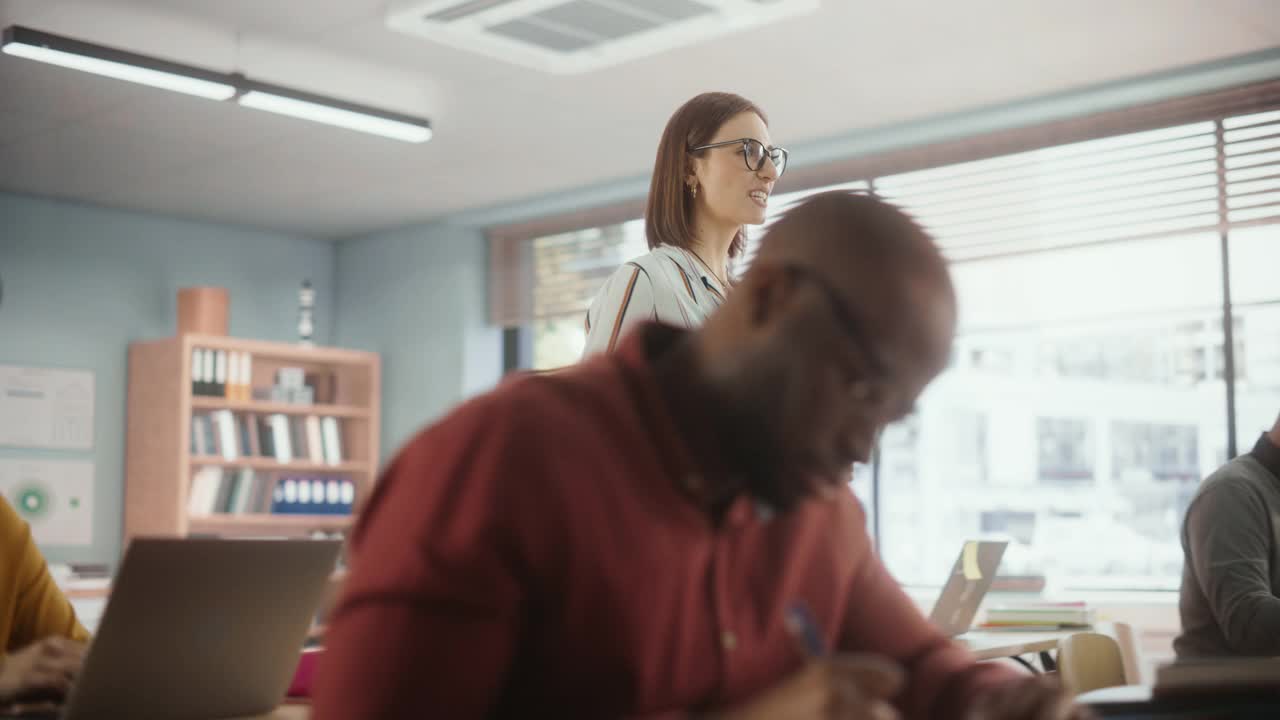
top-left (490, 80), bottom-right (1280, 326)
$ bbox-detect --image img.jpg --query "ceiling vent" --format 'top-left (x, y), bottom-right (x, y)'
top-left (386, 0), bottom-right (820, 74)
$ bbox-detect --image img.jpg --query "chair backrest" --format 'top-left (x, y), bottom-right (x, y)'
top-left (1111, 620), bottom-right (1143, 685)
top-left (1057, 632), bottom-right (1127, 695)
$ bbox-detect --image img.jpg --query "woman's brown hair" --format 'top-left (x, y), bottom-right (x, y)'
top-left (645, 92), bottom-right (768, 260)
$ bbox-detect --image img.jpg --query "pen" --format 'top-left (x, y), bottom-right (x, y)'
top-left (784, 601), bottom-right (827, 658)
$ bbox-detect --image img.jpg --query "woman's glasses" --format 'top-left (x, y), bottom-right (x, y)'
top-left (689, 138), bottom-right (789, 177)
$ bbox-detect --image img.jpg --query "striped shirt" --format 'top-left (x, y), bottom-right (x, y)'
top-left (582, 245), bottom-right (729, 357)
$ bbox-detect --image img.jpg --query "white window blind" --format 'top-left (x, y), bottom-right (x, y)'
top-left (877, 122), bottom-right (1222, 260)
top-left (490, 82), bottom-right (1280, 326)
top-left (532, 219), bottom-right (648, 320)
top-left (1225, 109), bottom-right (1280, 224)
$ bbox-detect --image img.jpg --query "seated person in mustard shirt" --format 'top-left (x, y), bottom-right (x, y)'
top-left (315, 192), bottom-right (1090, 719)
top-left (0, 495), bottom-right (89, 704)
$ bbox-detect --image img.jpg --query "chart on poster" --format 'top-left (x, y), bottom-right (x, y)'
top-left (0, 459), bottom-right (93, 546)
top-left (0, 365), bottom-right (94, 450)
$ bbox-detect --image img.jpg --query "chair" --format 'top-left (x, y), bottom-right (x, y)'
top-left (1056, 631), bottom-right (1128, 695)
top-left (1111, 620), bottom-right (1143, 685)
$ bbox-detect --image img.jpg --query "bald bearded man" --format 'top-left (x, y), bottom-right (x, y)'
top-left (314, 192), bottom-right (1090, 720)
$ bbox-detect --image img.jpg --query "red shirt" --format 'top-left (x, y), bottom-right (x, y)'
top-left (314, 325), bottom-right (1020, 719)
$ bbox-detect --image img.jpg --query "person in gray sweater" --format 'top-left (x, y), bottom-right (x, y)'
top-left (1175, 411), bottom-right (1280, 657)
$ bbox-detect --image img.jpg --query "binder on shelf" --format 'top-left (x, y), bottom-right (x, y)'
top-left (305, 416), bottom-right (324, 464)
top-left (298, 477), bottom-right (313, 509)
top-left (191, 349), bottom-right (203, 396)
top-left (310, 479), bottom-right (326, 514)
top-left (190, 413), bottom-right (207, 456)
top-left (214, 350), bottom-right (228, 398)
top-left (212, 410), bottom-right (239, 460)
top-left (242, 413), bottom-right (261, 457)
top-left (272, 478), bottom-right (298, 515)
top-left (225, 351), bottom-right (237, 401)
top-left (201, 349), bottom-right (215, 397)
top-left (223, 351), bottom-right (253, 402)
top-left (341, 478), bottom-right (355, 514)
top-left (321, 417), bottom-right (343, 465)
top-left (188, 466), bottom-right (221, 515)
top-left (267, 475), bottom-right (354, 516)
top-left (230, 468), bottom-right (255, 514)
top-left (324, 479), bottom-right (340, 514)
top-left (250, 473), bottom-right (275, 513)
top-left (239, 352), bottom-right (253, 402)
top-left (230, 350), bottom-right (240, 399)
top-left (269, 414), bottom-right (292, 463)
top-left (297, 417), bottom-right (311, 461)
top-left (199, 413), bottom-right (217, 456)
top-left (257, 415), bottom-right (275, 459)
top-left (212, 470), bottom-right (236, 514)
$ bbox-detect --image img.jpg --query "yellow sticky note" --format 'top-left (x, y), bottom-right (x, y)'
top-left (962, 541), bottom-right (982, 580)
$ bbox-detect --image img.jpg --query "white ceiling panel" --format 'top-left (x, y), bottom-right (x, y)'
top-left (0, 0), bottom-right (1275, 239)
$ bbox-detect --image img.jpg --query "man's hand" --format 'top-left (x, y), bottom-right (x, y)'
top-left (716, 654), bottom-right (906, 720)
top-left (0, 636), bottom-right (86, 704)
top-left (967, 675), bottom-right (1097, 720)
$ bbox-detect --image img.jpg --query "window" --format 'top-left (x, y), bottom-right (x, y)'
top-left (1037, 418), bottom-right (1095, 484)
top-left (874, 231), bottom-right (1231, 589)
top-left (494, 93), bottom-right (1280, 591)
top-left (528, 219), bottom-right (647, 369)
top-left (1229, 226), bottom-right (1280, 443)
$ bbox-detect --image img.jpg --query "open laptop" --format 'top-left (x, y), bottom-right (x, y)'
top-left (927, 539), bottom-right (1009, 637)
top-left (10, 537), bottom-right (340, 720)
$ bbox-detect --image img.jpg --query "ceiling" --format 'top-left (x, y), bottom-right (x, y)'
top-left (0, 0), bottom-right (1277, 239)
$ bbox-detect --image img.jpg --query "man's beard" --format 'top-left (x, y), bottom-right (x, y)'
top-left (716, 354), bottom-right (822, 513)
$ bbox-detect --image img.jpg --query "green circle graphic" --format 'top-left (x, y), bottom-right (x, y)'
top-left (15, 485), bottom-right (50, 519)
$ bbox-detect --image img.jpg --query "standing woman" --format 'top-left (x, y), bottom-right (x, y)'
top-left (582, 92), bottom-right (788, 356)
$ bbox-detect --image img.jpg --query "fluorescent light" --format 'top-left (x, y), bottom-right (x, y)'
top-left (1, 25), bottom-right (434, 144)
top-left (238, 90), bottom-right (433, 143)
top-left (1, 27), bottom-right (236, 100)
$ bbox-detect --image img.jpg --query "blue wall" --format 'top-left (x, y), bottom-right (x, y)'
top-left (334, 222), bottom-right (501, 461)
top-left (0, 192), bottom-right (336, 566)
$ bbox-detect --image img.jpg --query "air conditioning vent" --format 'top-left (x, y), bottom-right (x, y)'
top-left (388, 0), bottom-right (820, 73)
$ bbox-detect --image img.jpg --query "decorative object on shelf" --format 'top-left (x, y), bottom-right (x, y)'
top-left (177, 287), bottom-right (229, 336)
top-left (298, 279), bottom-right (315, 346)
top-left (259, 366), bottom-right (314, 405)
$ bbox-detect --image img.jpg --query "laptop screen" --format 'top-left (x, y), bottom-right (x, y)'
top-left (927, 540), bottom-right (1009, 637)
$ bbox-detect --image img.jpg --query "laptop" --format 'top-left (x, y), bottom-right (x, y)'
top-left (927, 539), bottom-right (1009, 637)
top-left (9, 537), bottom-right (340, 720)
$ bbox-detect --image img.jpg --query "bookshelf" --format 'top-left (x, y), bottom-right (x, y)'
top-left (125, 334), bottom-right (380, 545)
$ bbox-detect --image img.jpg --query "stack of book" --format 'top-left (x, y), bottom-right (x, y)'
top-left (979, 601), bottom-right (1094, 630)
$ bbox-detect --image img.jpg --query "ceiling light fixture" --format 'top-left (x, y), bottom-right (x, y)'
top-left (0, 25), bottom-right (433, 143)
top-left (237, 81), bottom-right (433, 144)
top-left (1, 25), bottom-right (236, 100)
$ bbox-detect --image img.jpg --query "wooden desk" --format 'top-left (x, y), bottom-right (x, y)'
top-left (958, 629), bottom-right (1080, 661)
top-left (1077, 685), bottom-right (1151, 704)
top-left (959, 622), bottom-right (1113, 663)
